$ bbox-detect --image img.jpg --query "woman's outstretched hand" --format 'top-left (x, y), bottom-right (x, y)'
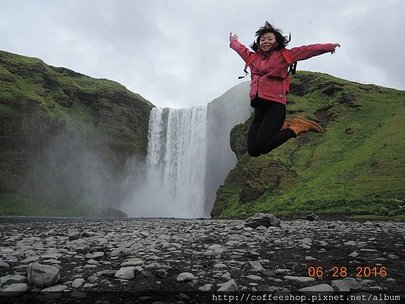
top-left (229, 32), bottom-right (238, 42)
top-left (331, 43), bottom-right (341, 54)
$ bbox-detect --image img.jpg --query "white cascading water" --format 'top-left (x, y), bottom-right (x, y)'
top-left (122, 82), bottom-right (252, 218)
top-left (145, 106), bottom-right (208, 218)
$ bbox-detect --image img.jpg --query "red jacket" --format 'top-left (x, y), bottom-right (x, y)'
top-left (230, 39), bottom-right (335, 105)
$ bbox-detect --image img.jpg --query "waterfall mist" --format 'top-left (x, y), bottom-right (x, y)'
top-left (122, 82), bottom-right (252, 218)
top-left (122, 106), bottom-right (208, 218)
top-left (22, 129), bottom-right (126, 215)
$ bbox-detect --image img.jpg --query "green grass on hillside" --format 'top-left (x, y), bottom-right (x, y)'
top-left (0, 50), bottom-right (152, 216)
top-left (213, 71), bottom-right (405, 220)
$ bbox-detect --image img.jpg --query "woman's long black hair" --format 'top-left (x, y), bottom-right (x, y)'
top-left (250, 21), bottom-right (291, 52)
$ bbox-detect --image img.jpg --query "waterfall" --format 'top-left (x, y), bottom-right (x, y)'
top-left (140, 106), bottom-right (208, 218)
top-left (122, 82), bottom-right (252, 218)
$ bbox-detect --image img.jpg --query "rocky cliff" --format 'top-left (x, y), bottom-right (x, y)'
top-left (205, 82), bottom-right (253, 214)
top-left (211, 71), bottom-right (405, 220)
top-left (0, 50), bottom-right (153, 215)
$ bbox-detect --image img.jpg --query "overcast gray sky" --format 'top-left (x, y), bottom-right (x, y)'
top-left (1, 0), bottom-right (404, 108)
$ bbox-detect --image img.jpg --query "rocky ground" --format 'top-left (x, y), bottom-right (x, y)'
top-left (0, 215), bottom-right (404, 303)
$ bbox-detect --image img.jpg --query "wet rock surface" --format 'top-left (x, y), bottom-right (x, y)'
top-left (0, 217), bottom-right (404, 303)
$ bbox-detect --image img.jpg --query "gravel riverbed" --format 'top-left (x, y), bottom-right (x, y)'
top-left (0, 216), bottom-right (404, 303)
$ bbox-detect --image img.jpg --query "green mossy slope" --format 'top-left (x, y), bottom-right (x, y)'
top-left (212, 71), bottom-right (405, 220)
top-left (0, 50), bottom-right (153, 216)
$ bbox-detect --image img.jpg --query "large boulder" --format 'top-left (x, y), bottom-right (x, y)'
top-left (245, 213), bottom-right (281, 228)
top-left (27, 262), bottom-right (60, 288)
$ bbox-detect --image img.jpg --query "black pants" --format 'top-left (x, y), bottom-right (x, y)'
top-left (247, 98), bottom-right (296, 157)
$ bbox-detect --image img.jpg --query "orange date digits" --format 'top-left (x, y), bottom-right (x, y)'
top-left (308, 266), bottom-right (388, 279)
top-left (308, 266), bottom-right (324, 278)
top-left (332, 266), bottom-right (348, 278)
top-left (356, 266), bottom-right (388, 278)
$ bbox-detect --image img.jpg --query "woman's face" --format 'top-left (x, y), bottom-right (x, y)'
top-left (259, 32), bottom-right (278, 53)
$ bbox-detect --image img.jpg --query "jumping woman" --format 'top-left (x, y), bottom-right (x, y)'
top-left (229, 21), bottom-right (340, 157)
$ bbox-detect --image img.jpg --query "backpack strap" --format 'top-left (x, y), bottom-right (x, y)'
top-left (281, 48), bottom-right (297, 75)
top-left (238, 53), bottom-right (258, 79)
top-left (280, 48), bottom-right (297, 95)
top-left (239, 50), bottom-right (297, 79)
